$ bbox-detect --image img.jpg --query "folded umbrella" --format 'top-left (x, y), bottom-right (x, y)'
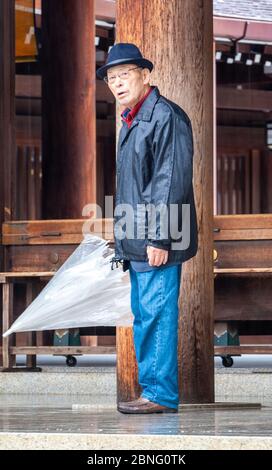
top-left (3, 234), bottom-right (133, 337)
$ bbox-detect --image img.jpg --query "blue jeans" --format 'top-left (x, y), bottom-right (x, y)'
top-left (129, 263), bottom-right (182, 409)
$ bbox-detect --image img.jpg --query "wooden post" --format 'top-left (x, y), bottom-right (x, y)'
top-left (25, 281), bottom-right (37, 368)
top-left (2, 281), bottom-right (15, 369)
top-left (213, 40), bottom-right (218, 215)
top-left (0, 0), bottom-right (15, 235)
top-left (116, 0), bottom-right (214, 404)
top-left (0, 0), bottom-right (15, 365)
top-left (42, 0), bottom-right (97, 218)
top-left (116, 328), bottom-right (141, 403)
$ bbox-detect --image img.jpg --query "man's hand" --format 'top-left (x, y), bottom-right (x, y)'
top-left (146, 246), bottom-right (169, 267)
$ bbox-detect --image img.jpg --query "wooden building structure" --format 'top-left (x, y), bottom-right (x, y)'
top-left (1, 0), bottom-right (272, 404)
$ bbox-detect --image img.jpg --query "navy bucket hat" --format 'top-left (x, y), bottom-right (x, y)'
top-left (96, 43), bottom-right (153, 79)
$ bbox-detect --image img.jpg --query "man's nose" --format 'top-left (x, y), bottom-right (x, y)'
top-left (115, 75), bottom-right (122, 86)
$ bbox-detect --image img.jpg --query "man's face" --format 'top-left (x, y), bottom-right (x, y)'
top-left (106, 63), bottom-right (150, 109)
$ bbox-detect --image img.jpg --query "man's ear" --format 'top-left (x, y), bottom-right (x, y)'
top-left (142, 68), bottom-right (151, 85)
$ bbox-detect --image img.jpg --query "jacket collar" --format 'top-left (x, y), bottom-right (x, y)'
top-left (133, 86), bottom-right (160, 122)
top-left (119, 87), bottom-right (160, 148)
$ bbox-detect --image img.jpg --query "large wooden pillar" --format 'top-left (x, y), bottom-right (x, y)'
top-left (0, 0), bottom-right (15, 234)
top-left (116, 0), bottom-right (214, 403)
top-left (42, 0), bottom-right (96, 218)
top-left (0, 0), bottom-right (15, 363)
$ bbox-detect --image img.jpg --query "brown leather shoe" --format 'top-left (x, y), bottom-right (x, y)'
top-left (117, 397), bottom-right (178, 414)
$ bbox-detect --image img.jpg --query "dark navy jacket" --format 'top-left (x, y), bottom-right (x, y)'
top-left (114, 86), bottom-right (198, 264)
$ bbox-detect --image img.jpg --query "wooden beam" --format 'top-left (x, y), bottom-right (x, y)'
top-left (16, 74), bottom-right (114, 103)
top-left (214, 214), bottom-right (272, 230)
top-left (9, 346), bottom-right (116, 354)
top-left (214, 228), bottom-right (272, 241)
top-left (214, 16), bottom-right (272, 43)
top-left (217, 87), bottom-right (272, 112)
top-left (116, 0), bottom-right (214, 404)
top-left (15, 74), bottom-right (41, 97)
top-left (2, 218), bottom-right (114, 245)
top-left (215, 268), bottom-right (272, 274)
top-left (15, 115), bottom-right (114, 146)
top-left (218, 126), bottom-right (266, 150)
top-left (215, 345), bottom-right (272, 354)
top-left (95, 0), bottom-right (116, 22)
top-left (16, 115), bottom-right (41, 145)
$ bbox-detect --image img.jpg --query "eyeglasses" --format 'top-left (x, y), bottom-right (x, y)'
top-left (104, 66), bottom-right (142, 85)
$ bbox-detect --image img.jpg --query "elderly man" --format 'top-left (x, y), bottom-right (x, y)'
top-left (97, 43), bottom-right (198, 414)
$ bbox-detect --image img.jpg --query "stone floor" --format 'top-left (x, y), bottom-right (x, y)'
top-left (1, 355), bottom-right (272, 449)
top-left (0, 394), bottom-right (269, 436)
top-left (0, 394), bottom-right (272, 449)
